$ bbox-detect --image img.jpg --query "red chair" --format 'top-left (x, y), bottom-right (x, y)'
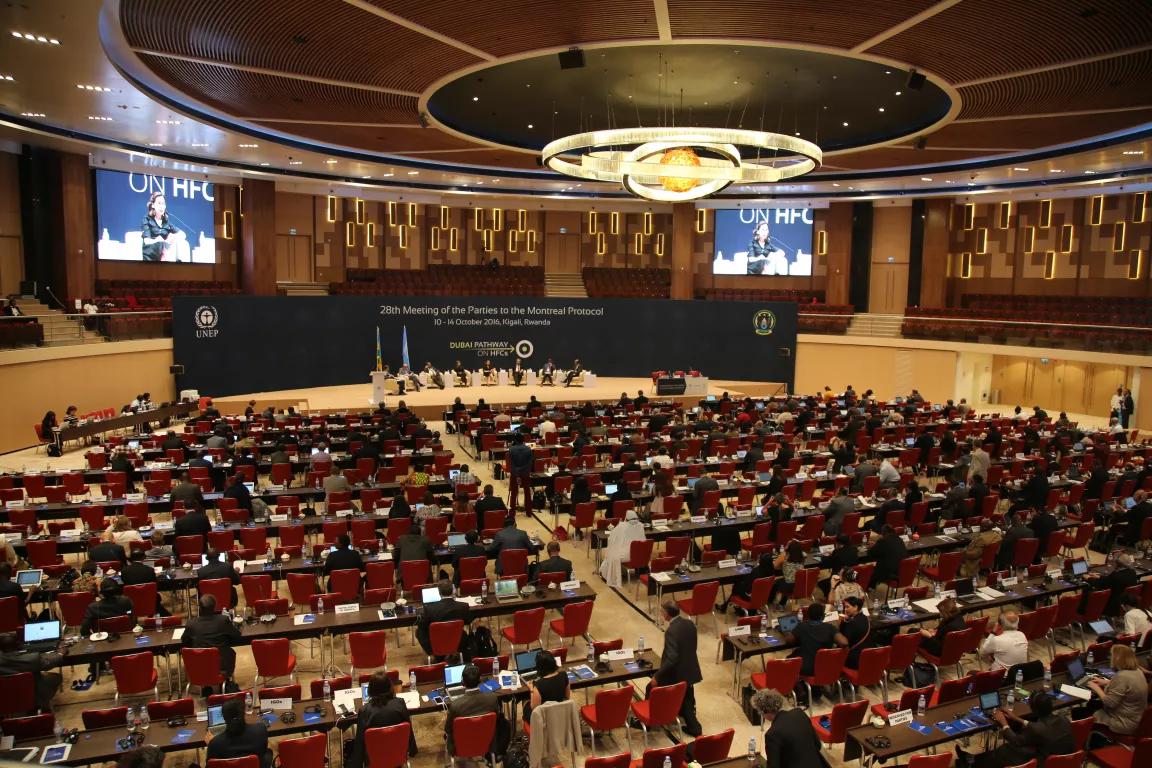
top-left (124, 583), bottom-right (158, 619)
top-left (366, 561), bottom-right (396, 590)
top-left (82, 706), bottom-right (129, 729)
top-left (111, 652), bottom-right (158, 701)
top-left (920, 551), bottom-right (963, 584)
top-left (623, 540), bottom-right (655, 589)
top-left (400, 559), bottom-right (430, 588)
top-left (751, 657), bottom-right (803, 705)
top-left (630, 681), bottom-right (686, 746)
top-left (580, 685), bottom-right (633, 752)
top-left (25, 540), bottom-right (69, 577)
top-left (199, 578), bottom-right (234, 610)
top-left (635, 743), bottom-right (687, 768)
top-left (329, 569), bottom-right (362, 604)
top-left (730, 576), bottom-right (775, 616)
top-left (242, 574), bottom-right (274, 605)
top-left (549, 600), bottom-right (593, 645)
top-left (501, 607), bottom-right (545, 651)
top-left (429, 620), bottom-right (465, 663)
top-left (1, 713), bottom-right (55, 740)
top-left (0, 596), bottom-right (24, 633)
top-left (287, 573), bottom-right (317, 611)
top-left (802, 647), bottom-right (849, 704)
top-left (363, 723), bottom-right (413, 768)
top-left (181, 647), bottom-right (225, 695)
top-left (886, 556), bottom-right (922, 598)
top-left (277, 732), bottom-right (328, 768)
top-left (0, 673), bottom-right (35, 716)
top-left (872, 683), bottom-right (935, 719)
top-left (1089, 738), bottom-right (1152, 768)
top-left (918, 626), bottom-right (979, 679)
top-left (258, 684), bottom-right (302, 701)
top-left (907, 755), bottom-right (954, 768)
top-left (586, 754), bottom-right (631, 768)
top-left (254, 598), bottom-right (291, 616)
top-left (843, 646), bottom-right (891, 701)
top-left (58, 591), bottom-right (96, 631)
top-left (1044, 753), bottom-right (1084, 768)
top-left (147, 698), bottom-right (195, 721)
top-left (349, 630), bottom-right (388, 676)
top-left (811, 699), bottom-right (868, 747)
top-left (207, 758), bottom-right (260, 768)
top-left (449, 711), bottom-right (498, 765)
top-left (499, 549), bottom-right (529, 578)
top-left (252, 638), bottom-right (297, 686)
top-left (676, 581), bottom-right (721, 633)
top-left (691, 729), bottom-right (735, 764)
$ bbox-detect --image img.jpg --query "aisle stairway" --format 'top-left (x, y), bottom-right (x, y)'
top-left (846, 313), bottom-right (904, 338)
top-left (16, 298), bottom-right (105, 346)
top-left (544, 273), bottom-right (587, 298)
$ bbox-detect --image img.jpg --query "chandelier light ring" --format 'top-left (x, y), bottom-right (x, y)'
top-left (542, 127), bottom-right (822, 201)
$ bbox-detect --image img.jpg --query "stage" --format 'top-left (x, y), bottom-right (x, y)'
top-left (212, 377), bottom-right (787, 422)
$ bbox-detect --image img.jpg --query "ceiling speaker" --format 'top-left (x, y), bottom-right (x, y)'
top-left (558, 48), bottom-right (585, 70)
top-left (914, 137), bottom-right (927, 150)
top-left (906, 70), bottom-right (926, 91)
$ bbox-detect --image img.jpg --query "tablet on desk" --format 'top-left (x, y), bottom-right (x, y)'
top-left (39, 745), bottom-right (69, 765)
top-left (15, 570), bottom-right (42, 590)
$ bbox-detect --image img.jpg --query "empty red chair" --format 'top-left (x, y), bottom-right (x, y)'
top-left (199, 578), bottom-right (234, 610)
top-left (1, 713), bottom-right (55, 740)
top-left (811, 699), bottom-right (868, 747)
top-left (1089, 738), bottom-right (1152, 768)
top-left (908, 753), bottom-right (954, 768)
top-left (630, 681), bottom-right (687, 746)
top-left (691, 729), bottom-right (735, 764)
top-left (329, 569), bottom-right (362, 604)
top-left (124, 583), bottom-right (158, 619)
top-left (0, 673), bottom-right (35, 717)
top-left (501, 607), bottom-right (545, 651)
top-left (366, 561), bottom-right (396, 590)
top-left (277, 733), bottom-right (328, 768)
top-left (81, 706), bottom-right (129, 729)
top-left (111, 652), bottom-right (158, 701)
top-left (349, 630), bottom-right (388, 676)
top-left (751, 657), bottom-right (803, 704)
top-left (802, 647), bottom-right (849, 703)
top-left (147, 698), bottom-right (195, 721)
top-left (287, 573), bottom-right (316, 611)
top-left (675, 581), bottom-right (721, 633)
top-left (58, 591), bottom-right (96, 631)
top-left (580, 685), bottom-right (633, 752)
top-left (499, 549), bottom-right (529, 578)
top-left (549, 600), bottom-right (593, 645)
top-left (843, 646), bottom-right (891, 700)
top-left (242, 574), bottom-right (273, 605)
top-left (207, 758), bottom-right (260, 768)
top-left (252, 638), bottom-right (297, 686)
top-left (429, 620), bottom-right (465, 663)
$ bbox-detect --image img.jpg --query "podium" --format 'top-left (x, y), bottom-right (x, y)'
top-left (371, 371), bottom-right (397, 403)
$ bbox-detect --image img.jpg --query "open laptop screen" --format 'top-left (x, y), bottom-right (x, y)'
top-left (421, 586), bottom-right (442, 604)
top-left (22, 620), bottom-right (60, 644)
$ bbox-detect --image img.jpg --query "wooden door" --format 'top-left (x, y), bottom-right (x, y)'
top-left (275, 235), bottom-right (313, 282)
top-left (545, 233), bottom-right (580, 273)
top-left (868, 262), bottom-right (909, 314)
top-left (0, 236), bottom-right (21, 297)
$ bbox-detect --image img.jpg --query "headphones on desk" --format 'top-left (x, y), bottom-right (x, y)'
top-left (279, 711), bottom-right (297, 724)
top-left (303, 704), bottom-right (325, 717)
top-left (865, 736), bottom-right (891, 750)
top-left (117, 732), bottom-right (144, 751)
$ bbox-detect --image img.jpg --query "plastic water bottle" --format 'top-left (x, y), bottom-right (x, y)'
top-left (492, 657), bottom-right (499, 678)
top-left (933, 581), bottom-right (941, 597)
top-left (96, 565), bottom-right (105, 580)
top-left (1043, 668), bottom-right (1052, 692)
top-left (916, 694), bottom-right (926, 719)
top-left (1006, 689), bottom-right (1015, 710)
top-left (1087, 649), bottom-right (1095, 667)
top-left (409, 671), bottom-right (417, 690)
top-left (138, 708), bottom-right (150, 731)
top-left (872, 596), bottom-right (880, 613)
top-left (323, 677), bottom-right (332, 702)
top-left (1015, 670), bottom-right (1024, 688)
top-left (125, 706), bottom-right (135, 732)
top-left (245, 691), bottom-right (254, 714)
top-left (638, 635), bottom-right (646, 652)
top-left (747, 737), bottom-right (758, 763)
top-left (481, 580), bottom-right (489, 601)
top-left (587, 641), bottom-right (596, 662)
top-left (663, 757), bottom-right (672, 768)
top-left (316, 596), bottom-right (324, 615)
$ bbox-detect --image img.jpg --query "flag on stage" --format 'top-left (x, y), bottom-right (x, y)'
top-left (375, 326), bottom-right (382, 372)
top-left (401, 325), bottom-right (410, 369)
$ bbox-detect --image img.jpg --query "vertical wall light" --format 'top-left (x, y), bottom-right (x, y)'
top-left (508, 230), bottom-right (519, 253)
top-left (654, 233), bottom-right (665, 257)
top-left (1089, 195), bottom-right (1104, 226)
top-left (634, 232), bottom-right (644, 255)
top-left (586, 210), bottom-right (598, 234)
top-left (609, 211), bottom-right (620, 235)
top-left (526, 229), bottom-right (537, 253)
top-left (997, 201), bottom-right (1012, 229)
top-left (962, 203), bottom-right (975, 230)
top-left (449, 227), bottom-right (459, 252)
top-left (387, 201), bottom-right (398, 227)
top-left (482, 229), bottom-right (494, 253)
top-left (816, 230), bottom-right (827, 256)
top-left (595, 231), bottom-right (606, 255)
top-left (354, 198), bottom-right (365, 225)
top-left (1059, 224), bottom-right (1074, 253)
top-left (222, 210), bottom-right (234, 240)
top-left (642, 211), bottom-right (653, 235)
top-left (976, 227), bottom-right (988, 254)
top-left (473, 207), bottom-right (483, 231)
top-left (1043, 251), bottom-right (1056, 279)
top-left (1113, 222), bottom-right (1127, 252)
top-left (695, 208), bottom-right (707, 233)
top-left (1128, 250), bottom-right (1143, 280)
top-left (398, 226), bottom-right (409, 250)
top-left (366, 222), bottom-right (376, 248)
top-left (492, 208), bottom-right (503, 232)
top-left (1023, 226), bottom-right (1036, 254)
top-left (345, 221), bottom-right (356, 247)
top-left (1039, 199), bottom-right (1053, 228)
top-left (1134, 192), bottom-right (1147, 223)
top-left (430, 227), bottom-right (441, 251)
top-left (406, 202), bottom-right (416, 228)
top-left (439, 205), bottom-right (449, 229)
top-left (516, 209), bottom-right (527, 232)
top-left (238, 184), bottom-right (243, 218)
top-left (326, 195), bottom-right (338, 223)
top-left (959, 252), bottom-right (972, 279)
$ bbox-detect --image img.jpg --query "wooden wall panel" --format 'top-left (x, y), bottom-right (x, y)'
top-left (59, 152), bottom-right (95, 302)
top-left (240, 180), bottom-right (276, 295)
top-left (991, 354), bottom-right (1133, 416)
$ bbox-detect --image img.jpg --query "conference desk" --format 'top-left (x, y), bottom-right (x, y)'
top-left (11, 698), bottom-right (338, 766)
top-left (57, 403), bottom-right (198, 444)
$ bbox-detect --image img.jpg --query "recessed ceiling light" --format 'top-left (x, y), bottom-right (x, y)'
top-left (1049, 169), bottom-right (1063, 173)
top-left (190, 143), bottom-right (208, 148)
top-left (472, 96), bottom-right (478, 101)
top-left (794, 131), bottom-right (800, 136)
top-left (361, 175), bottom-right (372, 179)
top-left (407, 171), bottom-right (419, 175)
top-left (878, 107), bottom-right (885, 112)
top-left (147, 143), bottom-right (164, 147)
top-left (288, 160), bottom-right (303, 165)
top-left (155, 119), bottom-right (181, 125)
top-left (921, 177), bottom-right (932, 181)
top-left (842, 121), bottom-right (849, 126)
top-left (76, 84), bottom-right (110, 92)
top-left (20, 112), bottom-right (45, 118)
top-left (381, 173), bottom-right (394, 177)
top-left (476, 181), bottom-right (484, 184)
top-left (238, 144), bottom-right (258, 148)
top-left (324, 159), bottom-right (338, 164)
top-left (832, 183), bottom-right (840, 187)
top-left (894, 91), bottom-right (902, 96)
top-left (967, 182), bottom-right (975, 186)
top-left (87, 115), bottom-right (112, 121)
top-left (527, 124), bottom-right (534, 129)
top-left (945, 180), bottom-right (954, 183)
top-left (1084, 170), bottom-right (1096, 174)
top-left (259, 162), bottom-right (270, 167)
top-left (885, 70), bottom-right (892, 74)
top-left (1121, 150), bottom-right (1144, 155)
top-left (12, 32), bottom-right (60, 44)
top-left (0, 75), bottom-right (14, 82)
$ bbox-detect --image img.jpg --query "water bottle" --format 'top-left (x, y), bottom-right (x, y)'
top-left (1015, 670), bottom-right (1024, 688)
top-left (1006, 689), bottom-right (1015, 710)
top-left (409, 671), bottom-right (417, 690)
top-left (96, 565), bottom-right (105, 580)
top-left (139, 708), bottom-right (150, 732)
top-left (1043, 668), bottom-right (1052, 692)
top-left (125, 706), bottom-right (135, 732)
top-left (492, 657), bottom-right (499, 678)
top-left (245, 691), bottom-right (254, 714)
top-left (638, 635), bottom-right (646, 652)
top-left (1087, 649), bottom-right (1095, 667)
top-left (323, 677), bottom-right (332, 702)
top-left (747, 737), bottom-right (758, 763)
top-left (663, 757), bottom-right (672, 768)
top-left (871, 596), bottom-right (880, 614)
top-left (587, 641), bottom-right (596, 662)
top-left (916, 694), bottom-right (926, 719)
top-left (316, 596), bottom-right (325, 615)
top-left (933, 581), bottom-right (941, 598)
top-left (481, 580), bottom-right (489, 601)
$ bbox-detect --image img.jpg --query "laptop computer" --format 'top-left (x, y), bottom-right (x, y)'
top-left (515, 649), bottom-right (542, 682)
top-left (736, 450), bottom-right (747, 460)
top-left (421, 586), bottom-right (443, 604)
top-left (1089, 620), bottom-right (1114, 637)
top-left (127, 440), bottom-right (140, 450)
top-left (603, 483), bottom-right (618, 497)
top-left (706, 395), bottom-right (717, 402)
top-left (449, 469), bottom-right (460, 482)
top-left (777, 613), bottom-right (800, 634)
top-left (953, 578), bottom-right (984, 605)
top-left (446, 533), bottom-right (468, 548)
top-left (207, 705), bottom-right (227, 735)
top-left (758, 472), bottom-right (773, 483)
top-left (1067, 560), bottom-right (1090, 582)
top-left (15, 570), bottom-right (42, 591)
top-left (22, 620), bottom-right (60, 652)
top-left (494, 578), bottom-right (520, 602)
top-left (686, 477), bottom-right (699, 490)
top-left (978, 690), bottom-right (1000, 716)
top-left (1065, 657), bottom-right (1096, 685)
top-left (904, 437), bottom-right (916, 447)
top-left (444, 663), bottom-right (466, 695)
top-left (243, 482), bottom-right (255, 494)
top-left (1124, 497), bottom-right (1137, 510)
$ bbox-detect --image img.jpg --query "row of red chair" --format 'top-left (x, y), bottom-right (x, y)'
top-left (0, 321), bottom-right (42, 349)
top-left (583, 268), bottom-right (670, 299)
top-left (902, 316), bottom-right (1152, 353)
top-left (336, 265), bottom-right (546, 297)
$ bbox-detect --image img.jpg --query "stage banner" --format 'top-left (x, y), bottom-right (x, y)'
top-left (173, 295), bottom-right (797, 397)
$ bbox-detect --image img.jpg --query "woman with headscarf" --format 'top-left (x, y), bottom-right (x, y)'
top-left (599, 509), bottom-right (647, 587)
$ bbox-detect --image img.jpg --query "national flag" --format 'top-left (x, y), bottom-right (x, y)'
top-left (401, 325), bottom-right (410, 369)
top-left (375, 326), bottom-right (382, 372)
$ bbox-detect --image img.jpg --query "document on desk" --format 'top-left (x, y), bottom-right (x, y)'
top-left (398, 691), bottom-right (421, 709)
top-left (913, 598), bottom-right (946, 614)
top-left (650, 572), bottom-right (672, 583)
top-left (171, 628), bottom-right (185, 641)
top-left (1060, 684), bottom-right (1092, 701)
top-left (978, 586), bottom-right (1005, 598)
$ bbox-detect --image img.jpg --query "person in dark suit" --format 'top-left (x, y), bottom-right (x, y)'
top-left (689, 474), bottom-right (720, 515)
top-left (394, 525), bottom-right (435, 586)
top-left (1018, 469), bottom-right (1049, 513)
top-left (957, 691), bottom-right (1074, 768)
top-left (653, 600), bottom-right (703, 737)
top-left (866, 525), bottom-right (907, 585)
top-left (120, 550), bottom-right (166, 615)
top-left (197, 550), bottom-right (240, 606)
top-left (174, 508), bottom-right (212, 542)
top-left (474, 485), bottom-right (507, 515)
top-left (563, 359), bottom-right (583, 387)
top-left (534, 541), bottom-right (573, 581)
top-left (348, 671), bottom-right (416, 768)
top-left (86, 540), bottom-right (127, 568)
top-left (0, 631), bottom-right (65, 711)
top-left (0, 564), bottom-right (27, 618)
top-left (324, 534), bottom-right (364, 587)
top-left (207, 698), bottom-right (271, 768)
top-left (1082, 552), bottom-right (1139, 616)
top-left (182, 594), bottom-right (243, 682)
top-left (816, 534), bottom-right (860, 597)
top-left (751, 689), bottom-right (826, 768)
top-left (1030, 507), bottom-right (1059, 563)
top-left (487, 517), bottom-right (532, 575)
top-left (1084, 462), bottom-right (1108, 500)
top-left (996, 511), bottom-right (1036, 569)
top-left (80, 579), bottom-right (134, 635)
top-left (170, 472), bottom-right (205, 511)
top-left (416, 580), bottom-right (471, 656)
top-left (450, 530), bottom-right (487, 586)
top-left (222, 474), bottom-right (253, 513)
top-left (445, 664), bottom-right (501, 754)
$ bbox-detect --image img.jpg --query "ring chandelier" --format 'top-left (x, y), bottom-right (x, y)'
top-left (541, 127), bottom-right (822, 202)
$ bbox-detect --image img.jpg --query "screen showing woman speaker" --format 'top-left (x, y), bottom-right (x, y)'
top-left (712, 207), bottom-right (814, 276)
top-left (94, 169), bottom-right (216, 263)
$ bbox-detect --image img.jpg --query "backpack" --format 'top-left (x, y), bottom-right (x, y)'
top-left (470, 625), bottom-right (498, 660)
top-left (532, 490), bottom-right (548, 510)
top-left (503, 734), bottom-right (529, 768)
top-left (902, 661), bottom-right (937, 688)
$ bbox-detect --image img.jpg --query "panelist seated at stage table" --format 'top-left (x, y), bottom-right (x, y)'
top-left (539, 358), bottom-right (556, 386)
top-left (480, 359), bottom-right (498, 386)
top-left (452, 359), bottom-right (470, 386)
top-left (397, 363), bottom-right (423, 392)
top-left (423, 362), bottom-right (445, 389)
top-left (563, 359), bottom-right (584, 387)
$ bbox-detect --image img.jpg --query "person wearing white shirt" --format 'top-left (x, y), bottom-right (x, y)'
top-left (537, 418), bottom-right (557, 438)
top-left (979, 610), bottom-right (1029, 670)
top-left (1111, 388), bottom-right (1124, 421)
top-left (1109, 418), bottom-right (1126, 435)
top-left (453, 465), bottom-right (477, 488)
top-left (878, 458), bottom-right (901, 487)
top-left (1121, 594), bottom-right (1151, 640)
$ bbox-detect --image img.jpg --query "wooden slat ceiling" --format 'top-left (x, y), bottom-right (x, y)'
top-left (117, 0), bottom-right (1152, 175)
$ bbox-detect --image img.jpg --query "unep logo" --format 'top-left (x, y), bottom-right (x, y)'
top-left (194, 305), bottom-right (219, 338)
top-left (514, 339), bottom-right (534, 359)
